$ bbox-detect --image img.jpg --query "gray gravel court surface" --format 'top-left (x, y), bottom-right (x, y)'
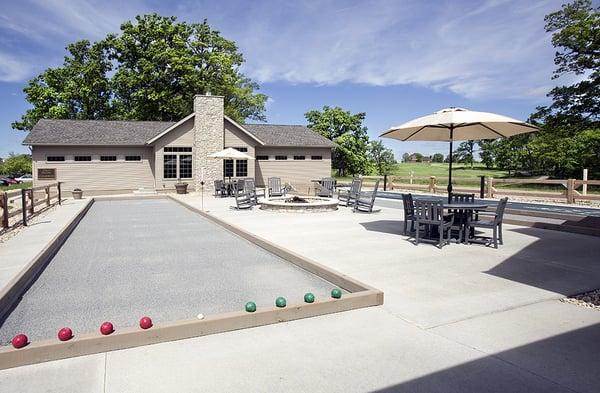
top-left (0, 198), bottom-right (341, 343)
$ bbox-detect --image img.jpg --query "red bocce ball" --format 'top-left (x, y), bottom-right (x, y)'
top-left (11, 334), bottom-right (28, 349)
top-left (100, 322), bottom-right (114, 335)
top-left (139, 316), bottom-right (153, 329)
top-left (57, 327), bottom-right (73, 341)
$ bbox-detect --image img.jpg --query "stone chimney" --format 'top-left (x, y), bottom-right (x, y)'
top-left (194, 94), bottom-right (224, 191)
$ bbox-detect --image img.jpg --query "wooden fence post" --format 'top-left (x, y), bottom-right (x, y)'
top-left (45, 186), bottom-right (50, 206)
top-left (1, 191), bottom-right (8, 229)
top-left (566, 178), bottom-right (575, 204)
top-left (57, 182), bottom-right (62, 205)
top-left (486, 177), bottom-right (494, 198)
top-left (21, 189), bottom-right (27, 226)
top-left (582, 169), bottom-right (588, 195)
top-left (428, 176), bottom-right (436, 193)
top-left (28, 189), bottom-right (34, 215)
top-left (410, 171), bottom-right (414, 184)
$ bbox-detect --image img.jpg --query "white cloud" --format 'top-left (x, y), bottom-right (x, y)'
top-left (0, 52), bottom-right (33, 82)
top-left (221, 0), bottom-right (563, 100)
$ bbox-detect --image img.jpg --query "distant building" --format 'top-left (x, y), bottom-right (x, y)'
top-left (406, 153), bottom-right (432, 163)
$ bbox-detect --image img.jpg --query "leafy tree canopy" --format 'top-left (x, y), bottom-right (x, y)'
top-left (368, 140), bottom-right (396, 175)
top-left (0, 153), bottom-right (32, 175)
top-left (13, 14), bottom-right (267, 131)
top-left (305, 106), bottom-right (370, 176)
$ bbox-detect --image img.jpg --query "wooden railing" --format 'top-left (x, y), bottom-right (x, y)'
top-left (0, 182), bottom-right (62, 229)
top-left (354, 176), bottom-right (599, 204)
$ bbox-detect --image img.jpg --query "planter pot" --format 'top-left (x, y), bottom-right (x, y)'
top-left (72, 190), bottom-right (83, 199)
top-left (175, 183), bottom-right (188, 194)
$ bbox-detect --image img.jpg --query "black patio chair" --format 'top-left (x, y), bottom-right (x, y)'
top-left (414, 199), bottom-right (454, 249)
top-left (450, 193), bottom-right (475, 243)
top-left (401, 193), bottom-right (416, 235)
top-left (338, 177), bottom-right (362, 207)
top-left (353, 180), bottom-right (380, 213)
top-left (467, 197), bottom-right (508, 248)
top-left (315, 177), bottom-right (335, 197)
top-left (214, 180), bottom-right (227, 197)
top-left (268, 177), bottom-right (286, 197)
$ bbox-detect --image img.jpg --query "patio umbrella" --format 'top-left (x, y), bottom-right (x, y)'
top-left (380, 107), bottom-right (538, 202)
top-left (209, 147), bottom-right (255, 183)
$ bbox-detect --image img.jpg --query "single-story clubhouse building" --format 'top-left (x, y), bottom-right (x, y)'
top-left (23, 95), bottom-right (335, 195)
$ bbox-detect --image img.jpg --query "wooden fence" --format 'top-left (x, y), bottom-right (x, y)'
top-left (357, 175), bottom-right (600, 204)
top-left (0, 182), bottom-right (62, 229)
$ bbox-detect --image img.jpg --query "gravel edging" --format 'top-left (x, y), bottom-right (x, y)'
top-left (562, 289), bottom-right (600, 310)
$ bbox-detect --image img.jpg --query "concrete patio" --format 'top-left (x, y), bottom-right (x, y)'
top-left (1, 193), bottom-right (599, 392)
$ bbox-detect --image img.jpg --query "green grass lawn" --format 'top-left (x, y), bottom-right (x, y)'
top-left (387, 163), bottom-right (508, 179)
top-left (0, 182), bottom-right (31, 191)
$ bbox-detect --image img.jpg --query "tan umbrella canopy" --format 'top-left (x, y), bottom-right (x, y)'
top-left (208, 147), bottom-right (254, 160)
top-left (380, 107), bottom-right (538, 201)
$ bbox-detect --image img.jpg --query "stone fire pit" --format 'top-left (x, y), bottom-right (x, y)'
top-left (260, 196), bottom-right (339, 212)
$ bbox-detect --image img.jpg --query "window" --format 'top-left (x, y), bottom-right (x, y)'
top-left (164, 155), bottom-right (177, 179)
top-left (46, 156), bottom-right (65, 162)
top-left (164, 147), bottom-right (192, 152)
top-left (233, 147), bottom-right (248, 152)
top-left (236, 160), bottom-right (248, 177)
top-left (275, 155), bottom-right (288, 160)
top-left (74, 156), bottom-right (91, 162)
top-left (100, 156), bottom-right (117, 161)
top-left (179, 155), bottom-right (193, 178)
top-left (256, 155), bottom-right (269, 160)
top-left (293, 155), bottom-right (305, 160)
top-left (224, 160), bottom-right (234, 177)
top-left (311, 155), bottom-right (323, 160)
top-left (125, 156), bottom-right (141, 161)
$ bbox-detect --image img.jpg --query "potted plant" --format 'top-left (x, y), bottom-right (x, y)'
top-left (72, 188), bottom-right (83, 199)
top-left (175, 178), bottom-right (188, 194)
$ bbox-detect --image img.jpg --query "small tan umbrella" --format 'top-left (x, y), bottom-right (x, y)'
top-left (380, 107), bottom-right (538, 201)
top-left (209, 148), bottom-right (254, 183)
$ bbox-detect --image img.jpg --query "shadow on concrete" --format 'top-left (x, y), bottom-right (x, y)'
top-left (359, 220), bottom-right (405, 235)
top-left (484, 227), bottom-right (600, 296)
top-left (371, 323), bottom-right (600, 393)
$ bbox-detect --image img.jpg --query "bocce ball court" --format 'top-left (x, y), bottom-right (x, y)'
top-left (0, 197), bottom-right (382, 368)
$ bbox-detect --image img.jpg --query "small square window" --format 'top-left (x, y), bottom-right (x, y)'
top-left (293, 156), bottom-right (305, 160)
top-left (256, 155), bottom-right (269, 160)
top-left (233, 147), bottom-right (248, 152)
top-left (74, 156), bottom-right (91, 162)
top-left (125, 156), bottom-right (141, 161)
top-left (275, 155), bottom-right (287, 160)
top-left (164, 147), bottom-right (192, 152)
top-left (46, 156), bottom-right (65, 162)
top-left (311, 156), bottom-right (323, 160)
top-left (100, 156), bottom-right (117, 161)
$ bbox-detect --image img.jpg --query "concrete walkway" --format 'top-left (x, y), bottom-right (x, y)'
top-left (1, 193), bottom-right (599, 392)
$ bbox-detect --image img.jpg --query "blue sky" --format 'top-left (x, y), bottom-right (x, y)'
top-left (0, 0), bottom-right (566, 159)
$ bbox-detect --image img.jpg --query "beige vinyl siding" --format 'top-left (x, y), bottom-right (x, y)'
top-left (224, 119), bottom-right (256, 179)
top-left (152, 117), bottom-right (196, 189)
top-left (32, 146), bottom-right (155, 193)
top-left (254, 147), bottom-right (332, 193)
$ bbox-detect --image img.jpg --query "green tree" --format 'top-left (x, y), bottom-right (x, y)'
top-left (414, 153), bottom-right (423, 163)
top-left (0, 153), bottom-right (32, 175)
top-left (13, 14), bottom-right (267, 131)
top-left (13, 40), bottom-right (113, 131)
top-left (431, 153), bottom-right (444, 163)
top-left (401, 152), bottom-right (410, 163)
top-left (305, 106), bottom-right (370, 176)
top-left (368, 140), bottom-right (396, 175)
top-left (453, 140), bottom-right (476, 168)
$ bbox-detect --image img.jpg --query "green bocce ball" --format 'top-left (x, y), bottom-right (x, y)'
top-left (245, 301), bottom-right (257, 313)
top-left (275, 297), bottom-right (287, 308)
top-left (304, 293), bottom-right (315, 303)
top-left (331, 288), bottom-right (342, 299)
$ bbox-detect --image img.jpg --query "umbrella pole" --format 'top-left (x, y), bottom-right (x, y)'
top-left (447, 126), bottom-right (454, 203)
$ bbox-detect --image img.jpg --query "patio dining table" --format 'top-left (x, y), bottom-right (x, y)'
top-left (442, 201), bottom-right (489, 243)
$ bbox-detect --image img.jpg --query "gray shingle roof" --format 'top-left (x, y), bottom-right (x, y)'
top-left (23, 119), bottom-right (174, 145)
top-left (23, 118), bottom-right (335, 148)
top-left (243, 124), bottom-right (335, 147)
